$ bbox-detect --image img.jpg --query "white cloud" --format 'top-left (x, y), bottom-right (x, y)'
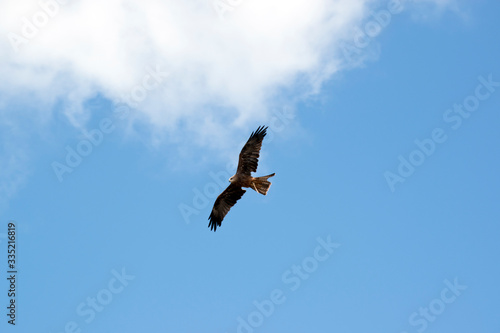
top-left (0, 1), bottom-right (456, 134)
top-left (0, 1), bottom-right (366, 134)
top-left (0, 0), bottom-right (457, 199)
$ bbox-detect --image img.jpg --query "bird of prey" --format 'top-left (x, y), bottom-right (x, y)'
top-left (208, 126), bottom-right (275, 231)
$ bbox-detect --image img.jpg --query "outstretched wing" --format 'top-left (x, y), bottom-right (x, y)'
top-left (236, 125), bottom-right (268, 177)
top-left (208, 184), bottom-right (246, 231)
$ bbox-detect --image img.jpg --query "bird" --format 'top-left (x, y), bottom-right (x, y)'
top-left (208, 126), bottom-right (275, 231)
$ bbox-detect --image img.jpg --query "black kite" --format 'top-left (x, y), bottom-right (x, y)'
top-left (208, 126), bottom-right (275, 231)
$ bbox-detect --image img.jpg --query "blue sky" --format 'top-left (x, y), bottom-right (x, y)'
top-left (1, 0), bottom-right (499, 332)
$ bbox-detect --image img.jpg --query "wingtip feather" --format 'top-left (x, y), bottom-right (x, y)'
top-left (249, 125), bottom-right (268, 140)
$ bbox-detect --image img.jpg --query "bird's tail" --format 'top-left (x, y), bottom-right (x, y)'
top-left (252, 173), bottom-right (276, 195)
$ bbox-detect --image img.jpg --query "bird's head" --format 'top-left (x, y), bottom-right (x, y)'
top-left (229, 176), bottom-right (234, 183)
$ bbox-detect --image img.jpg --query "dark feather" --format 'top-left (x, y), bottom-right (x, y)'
top-left (208, 184), bottom-right (246, 231)
top-left (236, 125), bottom-right (268, 176)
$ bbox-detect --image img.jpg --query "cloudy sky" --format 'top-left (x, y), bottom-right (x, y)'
top-left (1, 0), bottom-right (499, 332)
